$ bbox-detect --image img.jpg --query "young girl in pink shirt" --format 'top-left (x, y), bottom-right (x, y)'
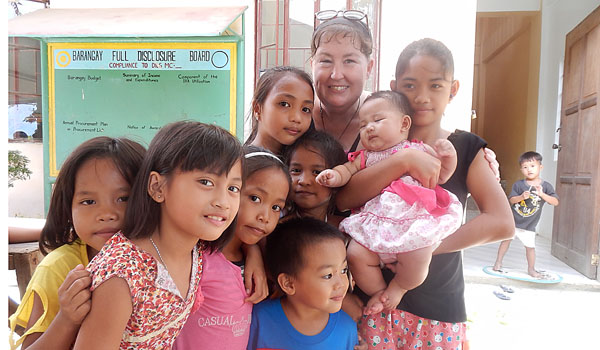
top-left (174, 146), bottom-right (291, 350)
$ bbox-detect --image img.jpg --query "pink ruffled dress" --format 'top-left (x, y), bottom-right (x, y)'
top-left (339, 140), bottom-right (463, 263)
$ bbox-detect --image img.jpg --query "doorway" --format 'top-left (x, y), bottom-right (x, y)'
top-left (471, 12), bottom-right (541, 193)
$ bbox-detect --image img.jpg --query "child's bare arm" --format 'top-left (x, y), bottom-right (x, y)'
top-left (21, 265), bottom-right (92, 350)
top-left (533, 185), bottom-right (559, 206)
top-left (435, 149), bottom-right (514, 253)
top-left (243, 244), bottom-right (268, 304)
top-left (509, 192), bottom-right (529, 205)
top-left (73, 277), bottom-right (132, 350)
top-left (316, 155), bottom-right (362, 188)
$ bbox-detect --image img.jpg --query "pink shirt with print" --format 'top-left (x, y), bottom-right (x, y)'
top-left (173, 251), bottom-right (252, 350)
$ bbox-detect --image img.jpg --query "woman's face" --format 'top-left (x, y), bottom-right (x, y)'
top-left (312, 33), bottom-right (373, 111)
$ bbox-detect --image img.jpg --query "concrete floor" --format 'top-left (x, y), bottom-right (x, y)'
top-left (462, 219), bottom-right (600, 349)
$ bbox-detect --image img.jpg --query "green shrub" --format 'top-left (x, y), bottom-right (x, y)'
top-left (8, 150), bottom-right (32, 187)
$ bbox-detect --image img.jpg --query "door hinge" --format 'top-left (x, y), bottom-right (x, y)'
top-left (592, 254), bottom-right (600, 266)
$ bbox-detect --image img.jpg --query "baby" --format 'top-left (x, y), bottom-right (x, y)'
top-left (317, 91), bottom-right (463, 314)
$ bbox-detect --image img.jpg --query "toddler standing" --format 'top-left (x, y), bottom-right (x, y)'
top-left (493, 151), bottom-right (559, 278)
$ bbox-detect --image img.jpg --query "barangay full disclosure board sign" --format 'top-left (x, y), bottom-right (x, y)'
top-left (48, 42), bottom-right (238, 176)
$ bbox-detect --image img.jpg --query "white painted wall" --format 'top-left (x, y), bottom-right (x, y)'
top-left (8, 142), bottom-right (45, 218)
top-left (379, 1), bottom-right (477, 133)
top-left (477, 0), bottom-right (540, 12)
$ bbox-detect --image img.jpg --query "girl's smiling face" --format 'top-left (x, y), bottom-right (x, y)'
top-left (312, 34), bottom-right (373, 111)
top-left (254, 74), bottom-right (314, 152)
top-left (288, 145), bottom-right (332, 219)
top-left (71, 157), bottom-right (130, 255)
top-left (154, 161), bottom-right (243, 242)
top-left (391, 54), bottom-right (458, 129)
top-left (235, 167), bottom-right (289, 245)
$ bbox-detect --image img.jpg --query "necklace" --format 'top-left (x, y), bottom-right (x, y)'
top-left (320, 100), bottom-right (361, 141)
top-left (150, 237), bottom-right (168, 268)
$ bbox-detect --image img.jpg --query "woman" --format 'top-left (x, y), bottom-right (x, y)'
top-left (311, 14), bottom-right (373, 152)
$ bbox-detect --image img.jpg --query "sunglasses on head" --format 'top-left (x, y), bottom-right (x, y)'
top-left (314, 9), bottom-right (369, 28)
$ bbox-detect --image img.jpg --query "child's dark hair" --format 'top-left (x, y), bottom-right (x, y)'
top-left (123, 121), bottom-right (243, 252)
top-left (395, 38), bottom-right (455, 80)
top-left (40, 137), bottom-right (146, 255)
top-left (245, 66), bottom-right (314, 147)
top-left (243, 145), bottom-right (292, 198)
top-left (266, 217), bottom-right (346, 284)
top-left (283, 129), bottom-right (347, 215)
top-left (311, 16), bottom-right (373, 59)
top-left (519, 151), bottom-right (543, 165)
top-left (364, 90), bottom-right (413, 116)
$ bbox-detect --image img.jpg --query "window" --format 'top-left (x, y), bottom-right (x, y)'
top-left (8, 37), bottom-right (42, 142)
top-left (255, 0), bottom-right (381, 91)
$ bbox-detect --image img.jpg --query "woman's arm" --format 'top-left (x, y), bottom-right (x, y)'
top-left (73, 277), bottom-right (132, 350)
top-left (22, 265), bottom-right (92, 350)
top-left (435, 150), bottom-right (514, 254)
top-left (336, 148), bottom-right (441, 210)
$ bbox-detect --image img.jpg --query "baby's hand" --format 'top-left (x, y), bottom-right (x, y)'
top-left (532, 185), bottom-right (543, 195)
top-left (434, 138), bottom-right (456, 159)
top-left (316, 169), bottom-right (341, 187)
top-left (522, 191), bottom-right (531, 200)
top-left (56, 264), bottom-right (92, 326)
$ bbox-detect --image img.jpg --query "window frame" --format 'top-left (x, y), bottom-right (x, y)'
top-left (254, 0), bottom-right (381, 91)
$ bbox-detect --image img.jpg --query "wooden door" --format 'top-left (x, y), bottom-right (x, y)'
top-left (471, 12), bottom-right (541, 194)
top-left (552, 6), bottom-right (600, 280)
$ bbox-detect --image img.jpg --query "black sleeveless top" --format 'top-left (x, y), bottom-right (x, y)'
top-left (355, 130), bottom-right (487, 323)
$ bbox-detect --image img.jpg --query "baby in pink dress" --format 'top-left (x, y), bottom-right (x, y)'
top-left (317, 91), bottom-right (462, 314)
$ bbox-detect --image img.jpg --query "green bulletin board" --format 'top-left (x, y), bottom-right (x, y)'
top-left (47, 42), bottom-right (238, 177)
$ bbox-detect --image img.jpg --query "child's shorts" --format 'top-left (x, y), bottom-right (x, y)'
top-left (514, 228), bottom-right (536, 248)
